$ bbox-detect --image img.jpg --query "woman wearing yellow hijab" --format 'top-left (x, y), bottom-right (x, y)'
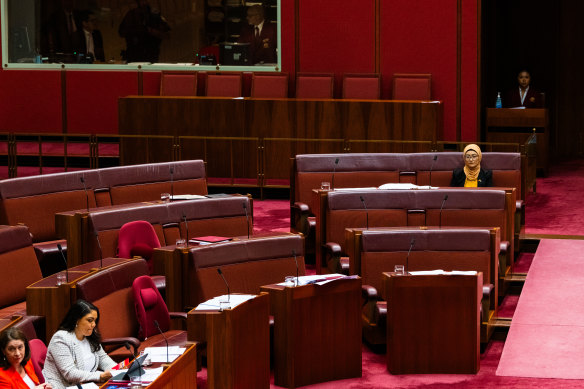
top-left (450, 144), bottom-right (493, 187)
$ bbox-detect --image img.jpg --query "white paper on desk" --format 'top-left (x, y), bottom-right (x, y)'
top-left (141, 366), bottom-right (164, 382)
top-left (408, 269), bottom-right (477, 276)
top-left (278, 274), bottom-right (354, 286)
top-left (378, 183), bottom-right (438, 190)
top-left (171, 194), bottom-right (206, 200)
top-left (66, 383), bottom-right (99, 389)
top-left (143, 346), bottom-right (185, 363)
top-left (194, 294), bottom-right (257, 311)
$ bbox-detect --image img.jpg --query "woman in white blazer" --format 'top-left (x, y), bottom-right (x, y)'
top-left (42, 300), bottom-right (119, 389)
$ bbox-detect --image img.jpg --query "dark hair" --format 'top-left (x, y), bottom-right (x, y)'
top-left (59, 299), bottom-right (102, 352)
top-left (0, 327), bottom-right (31, 370)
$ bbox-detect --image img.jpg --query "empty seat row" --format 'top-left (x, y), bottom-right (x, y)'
top-left (160, 71), bottom-right (432, 100)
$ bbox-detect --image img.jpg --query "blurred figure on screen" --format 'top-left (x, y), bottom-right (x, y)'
top-left (504, 70), bottom-right (543, 108)
top-left (118, 0), bottom-right (170, 63)
top-left (74, 10), bottom-right (105, 63)
top-left (238, 5), bottom-right (277, 64)
top-left (47, 0), bottom-right (79, 55)
top-left (451, 144), bottom-right (493, 187)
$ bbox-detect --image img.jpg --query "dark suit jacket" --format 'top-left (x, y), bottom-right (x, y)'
top-left (238, 22), bottom-right (277, 64)
top-left (451, 168), bottom-right (493, 187)
top-left (74, 29), bottom-right (105, 62)
top-left (504, 87), bottom-right (542, 108)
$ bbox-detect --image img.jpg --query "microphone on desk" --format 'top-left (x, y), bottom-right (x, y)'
top-left (292, 249), bottom-right (299, 286)
top-left (439, 194), bottom-right (449, 229)
top-left (405, 238), bottom-right (415, 275)
top-left (360, 196), bottom-right (369, 230)
top-left (124, 342), bottom-right (143, 381)
top-left (217, 268), bottom-right (230, 302)
top-left (93, 230), bottom-right (104, 269)
top-left (243, 202), bottom-right (250, 239)
top-left (56, 243), bottom-right (69, 283)
top-left (429, 155), bottom-right (438, 187)
top-left (182, 212), bottom-right (189, 248)
top-left (153, 320), bottom-right (169, 364)
top-left (331, 158), bottom-right (340, 190)
top-left (169, 166), bottom-right (175, 201)
top-left (80, 176), bottom-right (89, 212)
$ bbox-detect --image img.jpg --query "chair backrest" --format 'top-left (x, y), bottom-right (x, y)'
top-left (29, 339), bottom-right (47, 383)
top-left (251, 73), bottom-right (289, 98)
top-left (133, 275), bottom-right (170, 339)
top-left (75, 259), bottom-right (149, 340)
top-left (160, 72), bottom-right (197, 96)
top-left (392, 73), bottom-right (432, 100)
top-left (0, 225), bottom-right (43, 310)
top-left (342, 73), bottom-right (380, 99)
top-left (118, 220), bottom-right (161, 259)
top-left (295, 73), bottom-right (334, 99)
top-left (206, 73), bottom-right (242, 97)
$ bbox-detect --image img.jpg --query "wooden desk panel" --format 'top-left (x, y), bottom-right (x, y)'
top-left (119, 97), bottom-right (443, 179)
top-left (187, 293), bottom-right (270, 389)
top-left (384, 272), bottom-right (481, 374)
top-left (261, 278), bottom-right (362, 388)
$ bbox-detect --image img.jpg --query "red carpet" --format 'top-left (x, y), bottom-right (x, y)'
top-left (497, 239), bottom-right (584, 379)
top-left (525, 159), bottom-right (584, 236)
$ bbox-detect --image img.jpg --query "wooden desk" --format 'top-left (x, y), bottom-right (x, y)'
top-left (101, 343), bottom-right (198, 389)
top-left (486, 108), bottom-right (548, 173)
top-left (187, 293), bottom-right (270, 389)
top-left (384, 272), bottom-right (481, 374)
top-left (261, 277), bottom-right (362, 388)
top-left (118, 96), bottom-right (443, 179)
top-left (26, 258), bottom-right (131, 341)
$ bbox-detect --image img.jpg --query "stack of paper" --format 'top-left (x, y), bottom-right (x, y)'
top-left (194, 294), bottom-right (257, 311)
top-left (143, 346), bottom-right (186, 363)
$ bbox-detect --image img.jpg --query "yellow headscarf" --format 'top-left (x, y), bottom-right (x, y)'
top-left (463, 144), bottom-right (482, 181)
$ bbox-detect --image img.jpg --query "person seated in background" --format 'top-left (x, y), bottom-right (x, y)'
top-left (451, 144), bottom-right (492, 187)
top-left (504, 69), bottom-right (542, 108)
top-left (0, 327), bottom-right (51, 389)
top-left (43, 300), bottom-right (121, 389)
top-left (237, 4), bottom-right (277, 64)
top-left (74, 10), bottom-right (105, 63)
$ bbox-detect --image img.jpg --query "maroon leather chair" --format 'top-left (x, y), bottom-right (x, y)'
top-left (118, 221), bottom-right (161, 274)
top-left (160, 71), bottom-right (197, 96)
top-left (392, 73), bottom-right (432, 100)
top-left (295, 73), bottom-right (334, 99)
top-left (205, 73), bottom-right (243, 97)
top-left (342, 73), bottom-right (381, 99)
top-left (251, 72), bottom-right (289, 98)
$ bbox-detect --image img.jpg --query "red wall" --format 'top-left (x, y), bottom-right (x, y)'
top-left (0, 1), bottom-right (479, 141)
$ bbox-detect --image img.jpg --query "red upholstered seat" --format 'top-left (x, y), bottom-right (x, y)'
top-left (295, 73), bottom-right (334, 98)
top-left (206, 73), bottom-right (242, 97)
top-left (342, 73), bottom-right (380, 99)
top-left (392, 73), bottom-right (432, 100)
top-left (133, 275), bottom-right (171, 340)
top-left (160, 72), bottom-right (197, 96)
top-left (118, 221), bottom-right (161, 274)
top-left (251, 73), bottom-right (289, 98)
top-left (29, 339), bottom-right (47, 383)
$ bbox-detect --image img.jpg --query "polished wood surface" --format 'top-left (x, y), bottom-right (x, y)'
top-left (486, 108), bottom-right (548, 172)
top-left (100, 343), bottom-right (198, 389)
top-left (118, 96), bottom-right (443, 179)
top-left (384, 272), bottom-right (481, 374)
top-left (26, 258), bottom-right (131, 341)
top-left (187, 293), bottom-right (270, 389)
top-left (261, 277), bottom-right (362, 388)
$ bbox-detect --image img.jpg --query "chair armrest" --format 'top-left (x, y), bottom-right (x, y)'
top-left (102, 337), bottom-right (141, 355)
top-left (481, 283), bottom-right (495, 323)
top-left (362, 284), bottom-right (380, 301)
top-left (324, 242), bottom-right (342, 273)
top-left (500, 241), bottom-right (509, 255)
top-left (169, 312), bottom-right (188, 321)
top-left (291, 202), bottom-right (311, 234)
top-left (516, 199), bottom-right (524, 213)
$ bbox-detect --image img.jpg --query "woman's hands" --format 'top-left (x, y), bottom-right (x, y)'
top-left (99, 370), bottom-right (113, 382)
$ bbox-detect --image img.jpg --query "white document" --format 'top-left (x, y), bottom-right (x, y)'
top-left (409, 269), bottom-right (478, 276)
top-left (170, 194), bottom-right (206, 200)
top-left (143, 346), bottom-right (185, 363)
top-left (378, 183), bottom-right (438, 190)
top-left (140, 366), bottom-right (164, 382)
top-left (278, 274), bottom-right (355, 286)
top-left (194, 294), bottom-right (257, 311)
